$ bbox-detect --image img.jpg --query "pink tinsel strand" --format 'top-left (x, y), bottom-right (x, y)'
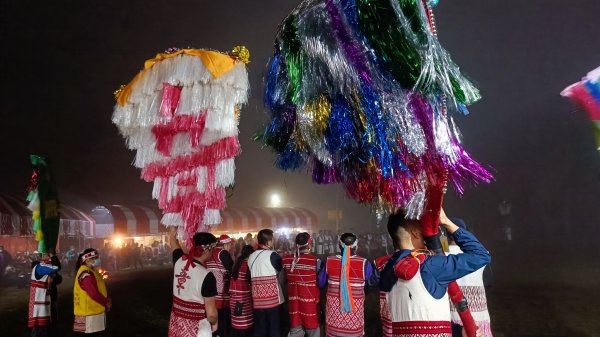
top-left (160, 188), bottom-right (226, 213)
top-left (152, 113), bottom-right (208, 156)
top-left (141, 136), bottom-right (240, 181)
top-left (159, 83), bottom-right (183, 117)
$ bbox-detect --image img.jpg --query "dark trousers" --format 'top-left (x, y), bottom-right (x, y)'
top-left (231, 328), bottom-right (252, 337)
top-left (253, 306), bottom-right (281, 337)
top-left (216, 308), bottom-right (231, 337)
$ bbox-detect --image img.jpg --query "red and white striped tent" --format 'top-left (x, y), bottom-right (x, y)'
top-left (212, 207), bottom-right (318, 236)
top-left (90, 205), bottom-right (166, 238)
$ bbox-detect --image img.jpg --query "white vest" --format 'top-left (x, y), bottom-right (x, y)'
top-left (388, 267), bottom-right (451, 323)
top-left (248, 249), bottom-right (284, 307)
top-left (30, 267), bottom-right (51, 320)
top-left (448, 245), bottom-right (492, 330)
top-left (171, 257), bottom-right (211, 337)
top-left (173, 257), bottom-right (210, 304)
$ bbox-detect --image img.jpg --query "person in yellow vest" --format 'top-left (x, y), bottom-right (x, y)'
top-left (73, 248), bottom-right (111, 335)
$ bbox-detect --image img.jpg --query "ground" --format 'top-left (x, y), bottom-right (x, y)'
top-left (1, 258), bottom-right (600, 337)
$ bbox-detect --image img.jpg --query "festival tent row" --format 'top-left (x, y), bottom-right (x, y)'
top-left (0, 194), bottom-right (96, 253)
top-left (212, 207), bottom-right (318, 238)
top-left (1, 193), bottom-right (319, 252)
top-left (94, 206), bottom-right (318, 248)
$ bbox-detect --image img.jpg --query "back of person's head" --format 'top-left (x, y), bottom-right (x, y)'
top-left (338, 232), bottom-right (358, 252)
top-left (295, 232), bottom-right (311, 246)
top-left (257, 229), bottom-right (274, 245)
top-left (387, 210), bottom-right (421, 249)
top-left (232, 245), bottom-right (255, 279)
top-left (192, 232), bottom-right (217, 247)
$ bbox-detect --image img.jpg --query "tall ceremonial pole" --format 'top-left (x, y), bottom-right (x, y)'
top-left (261, 1), bottom-right (493, 335)
top-left (420, 3), bottom-right (479, 336)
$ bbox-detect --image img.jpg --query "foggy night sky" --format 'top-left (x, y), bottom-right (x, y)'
top-left (1, 0), bottom-right (600, 246)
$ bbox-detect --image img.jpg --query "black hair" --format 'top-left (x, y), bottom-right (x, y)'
top-left (257, 229), bottom-right (274, 245)
top-left (193, 232), bottom-right (217, 246)
top-left (387, 211), bottom-right (407, 249)
top-left (338, 232), bottom-right (357, 253)
top-left (387, 210), bottom-right (422, 249)
top-left (295, 232), bottom-right (310, 246)
top-left (232, 245), bottom-right (255, 279)
top-left (75, 248), bottom-right (96, 276)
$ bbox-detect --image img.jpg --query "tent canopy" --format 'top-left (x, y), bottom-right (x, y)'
top-left (0, 194), bottom-right (95, 237)
top-left (213, 207), bottom-right (318, 236)
top-left (91, 205), bottom-right (166, 238)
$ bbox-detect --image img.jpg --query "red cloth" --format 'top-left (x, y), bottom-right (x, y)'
top-left (325, 255), bottom-right (367, 337)
top-left (79, 272), bottom-right (109, 307)
top-left (206, 247), bottom-right (231, 309)
top-left (229, 261), bottom-right (253, 330)
top-left (282, 253), bottom-right (320, 329)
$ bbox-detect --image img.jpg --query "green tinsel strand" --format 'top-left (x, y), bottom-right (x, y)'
top-left (280, 15), bottom-right (304, 105)
top-left (357, 0), bottom-right (423, 88)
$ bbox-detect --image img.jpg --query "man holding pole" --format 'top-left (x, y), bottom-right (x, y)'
top-left (380, 209), bottom-right (489, 337)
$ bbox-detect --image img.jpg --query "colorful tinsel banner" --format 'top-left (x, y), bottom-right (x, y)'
top-left (561, 66), bottom-right (600, 151)
top-left (26, 155), bottom-right (60, 253)
top-left (112, 47), bottom-right (250, 247)
top-left (260, 0), bottom-right (492, 217)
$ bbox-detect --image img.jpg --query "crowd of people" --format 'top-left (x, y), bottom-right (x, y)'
top-left (16, 208), bottom-right (493, 337)
top-left (167, 208), bottom-right (493, 337)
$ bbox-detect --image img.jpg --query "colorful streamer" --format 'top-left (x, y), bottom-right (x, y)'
top-left (26, 155), bottom-right (60, 253)
top-left (112, 47), bottom-right (250, 247)
top-left (260, 0), bottom-right (492, 216)
top-left (561, 66), bottom-right (600, 150)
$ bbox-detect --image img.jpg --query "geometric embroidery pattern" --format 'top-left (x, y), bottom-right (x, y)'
top-left (251, 275), bottom-right (279, 309)
top-left (326, 293), bottom-right (365, 337)
top-left (449, 286), bottom-right (488, 313)
top-left (168, 312), bottom-right (200, 337)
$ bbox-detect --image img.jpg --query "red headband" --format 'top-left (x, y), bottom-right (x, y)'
top-left (81, 250), bottom-right (98, 263)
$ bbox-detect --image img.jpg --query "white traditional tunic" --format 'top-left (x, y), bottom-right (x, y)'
top-left (28, 265), bottom-right (52, 328)
top-left (448, 245), bottom-right (493, 337)
top-left (248, 248), bottom-right (284, 309)
top-left (169, 256), bottom-right (212, 337)
top-left (388, 265), bottom-right (452, 337)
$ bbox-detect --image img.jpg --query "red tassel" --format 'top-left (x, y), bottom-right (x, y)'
top-left (159, 83), bottom-right (183, 117)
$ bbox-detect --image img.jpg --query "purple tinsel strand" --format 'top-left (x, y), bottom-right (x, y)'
top-left (444, 140), bottom-right (494, 194)
top-left (311, 158), bottom-right (339, 184)
top-left (324, 0), bottom-right (372, 85)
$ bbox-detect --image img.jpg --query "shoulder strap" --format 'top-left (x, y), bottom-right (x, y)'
top-left (249, 249), bottom-right (267, 274)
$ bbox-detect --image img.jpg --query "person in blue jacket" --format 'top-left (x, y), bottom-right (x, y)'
top-left (379, 209), bottom-right (490, 337)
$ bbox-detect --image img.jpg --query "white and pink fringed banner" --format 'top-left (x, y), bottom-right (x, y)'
top-left (112, 47), bottom-right (250, 247)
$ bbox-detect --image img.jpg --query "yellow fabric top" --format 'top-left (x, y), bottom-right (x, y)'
top-left (116, 49), bottom-right (241, 106)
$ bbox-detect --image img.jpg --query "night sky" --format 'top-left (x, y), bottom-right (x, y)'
top-left (2, 0), bottom-right (600, 246)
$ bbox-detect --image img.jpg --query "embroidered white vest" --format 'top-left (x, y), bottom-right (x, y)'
top-left (248, 249), bottom-right (283, 308)
top-left (388, 266), bottom-right (451, 323)
top-left (448, 245), bottom-right (492, 326)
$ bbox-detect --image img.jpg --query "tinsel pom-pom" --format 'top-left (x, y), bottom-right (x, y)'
top-left (261, 0), bottom-right (491, 217)
top-left (231, 46), bottom-right (251, 64)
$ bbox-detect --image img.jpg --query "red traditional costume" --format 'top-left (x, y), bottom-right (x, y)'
top-left (282, 251), bottom-right (320, 330)
top-left (324, 254), bottom-right (368, 337)
top-left (229, 259), bottom-right (253, 330)
top-left (206, 245), bottom-right (231, 309)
